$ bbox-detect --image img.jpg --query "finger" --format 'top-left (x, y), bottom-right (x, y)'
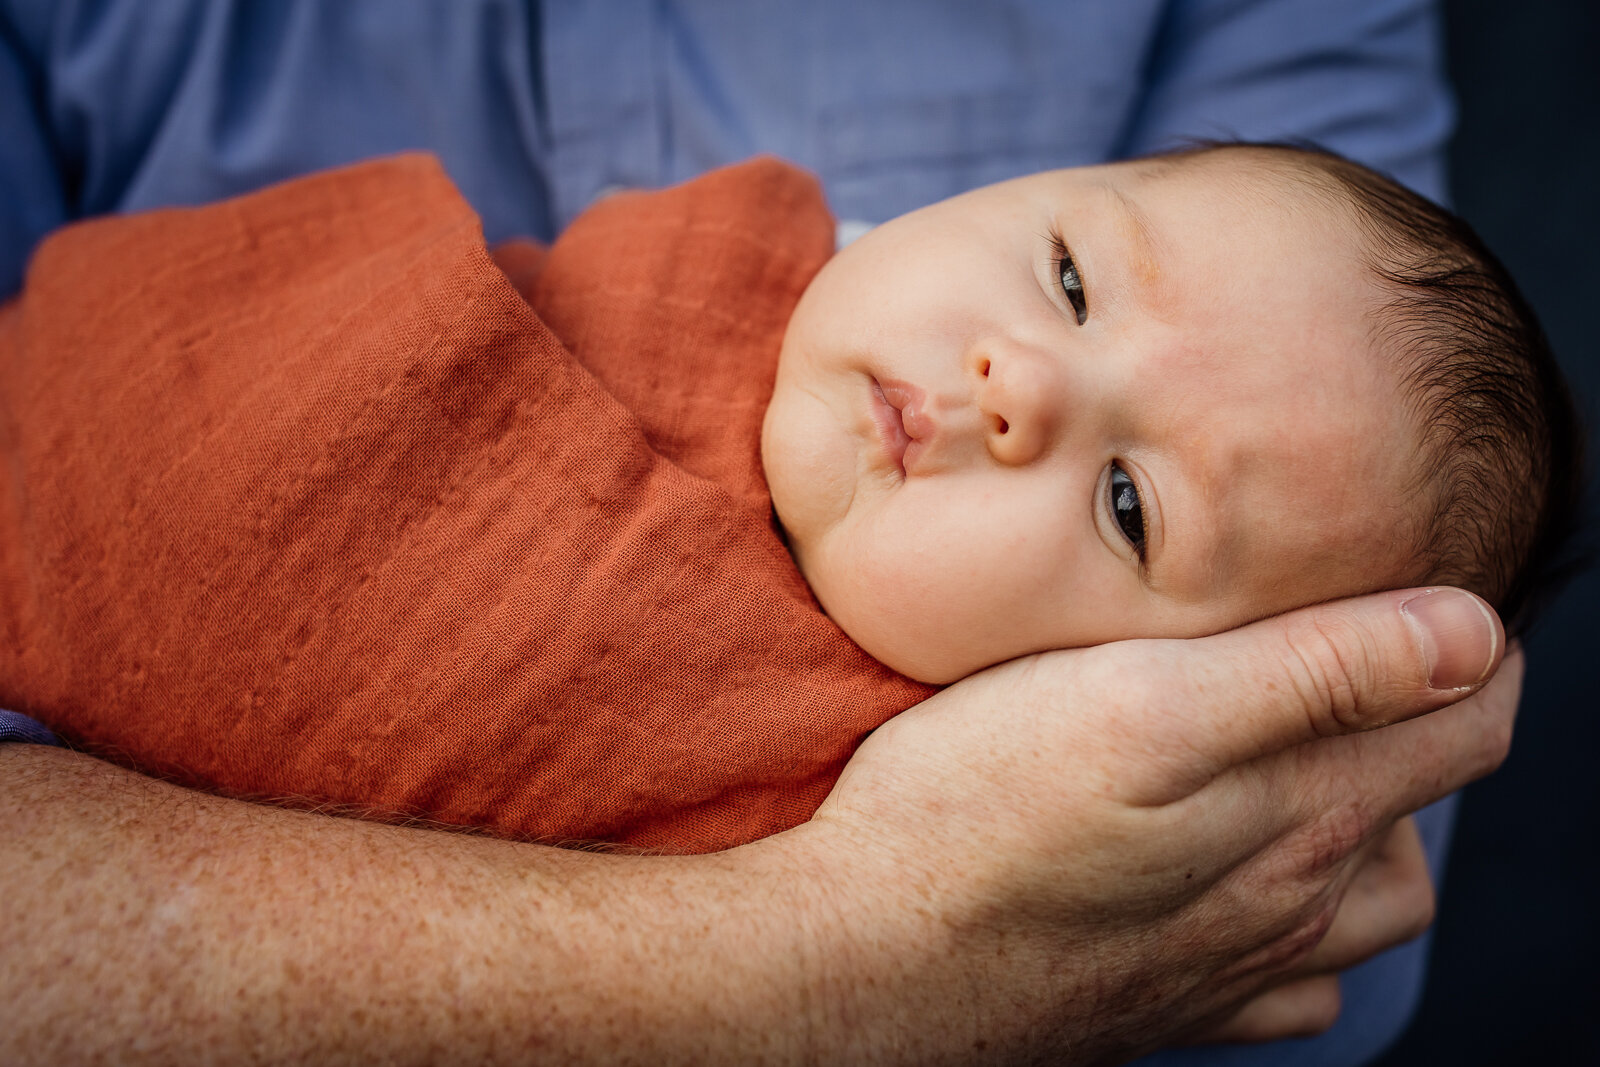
top-left (1298, 816), bottom-right (1434, 974)
top-left (1286, 641), bottom-right (1522, 824)
top-left (1192, 653), bottom-right (1518, 889)
top-left (1141, 587), bottom-right (1503, 799)
top-left (1189, 818), bottom-right (1432, 1044)
top-left (1145, 645), bottom-right (1517, 922)
top-left (1188, 975), bottom-right (1343, 1044)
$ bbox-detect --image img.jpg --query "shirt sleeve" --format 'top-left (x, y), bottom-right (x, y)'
top-left (1118, 0), bottom-right (1454, 203)
top-left (0, 1), bottom-right (68, 298)
top-left (0, 709), bottom-right (62, 746)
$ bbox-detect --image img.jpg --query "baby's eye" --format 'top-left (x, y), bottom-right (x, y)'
top-left (1108, 464), bottom-right (1146, 559)
top-left (1057, 246), bottom-right (1088, 325)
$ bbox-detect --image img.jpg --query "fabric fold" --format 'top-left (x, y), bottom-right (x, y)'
top-left (0, 154), bottom-right (934, 853)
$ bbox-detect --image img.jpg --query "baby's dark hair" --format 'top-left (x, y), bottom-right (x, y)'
top-left (1167, 142), bottom-right (1585, 634)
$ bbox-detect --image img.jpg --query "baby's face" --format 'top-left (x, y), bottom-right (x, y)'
top-left (762, 151), bottom-right (1425, 684)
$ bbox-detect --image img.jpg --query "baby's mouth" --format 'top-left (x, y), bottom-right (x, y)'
top-left (870, 377), bottom-right (929, 476)
top-left (869, 378), bottom-right (910, 475)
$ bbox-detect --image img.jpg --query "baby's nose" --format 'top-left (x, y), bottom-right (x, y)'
top-left (973, 343), bottom-right (1061, 467)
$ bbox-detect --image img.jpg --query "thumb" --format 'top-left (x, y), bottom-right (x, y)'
top-left (1152, 587), bottom-right (1502, 788)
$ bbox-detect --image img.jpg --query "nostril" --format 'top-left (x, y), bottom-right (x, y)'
top-left (978, 358), bottom-right (991, 379)
top-left (995, 416), bottom-right (1009, 435)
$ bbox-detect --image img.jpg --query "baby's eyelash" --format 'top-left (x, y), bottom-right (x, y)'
top-left (1046, 228), bottom-right (1089, 325)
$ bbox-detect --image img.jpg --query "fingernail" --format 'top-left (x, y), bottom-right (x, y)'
top-left (1400, 590), bottom-right (1499, 690)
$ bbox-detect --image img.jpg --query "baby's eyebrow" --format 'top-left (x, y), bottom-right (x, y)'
top-left (1106, 185), bottom-right (1161, 287)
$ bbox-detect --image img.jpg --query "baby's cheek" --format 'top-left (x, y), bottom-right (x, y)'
top-left (805, 529), bottom-right (979, 684)
top-left (761, 389), bottom-right (855, 551)
top-left (858, 522), bottom-right (1046, 681)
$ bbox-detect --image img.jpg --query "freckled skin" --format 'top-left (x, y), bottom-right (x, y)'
top-left (762, 152), bottom-right (1423, 683)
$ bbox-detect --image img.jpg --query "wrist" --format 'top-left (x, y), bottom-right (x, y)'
top-left (488, 825), bottom-right (871, 1064)
top-left (742, 817), bottom-right (1017, 1065)
top-left (572, 818), bottom-right (977, 1065)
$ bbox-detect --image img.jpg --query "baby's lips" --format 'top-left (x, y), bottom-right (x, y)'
top-left (877, 378), bottom-right (937, 441)
top-left (877, 378), bottom-right (920, 417)
top-left (869, 377), bottom-right (913, 473)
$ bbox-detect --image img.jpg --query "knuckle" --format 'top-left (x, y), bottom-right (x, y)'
top-left (1393, 866), bottom-right (1438, 942)
top-left (1285, 615), bottom-right (1370, 737)
top-left (1284, 906), bottom-right (1339, 967)
top-left (1252, 894), bottom-right (1341, 974)
top-left (1283, 804), bottom-right (1370, 881)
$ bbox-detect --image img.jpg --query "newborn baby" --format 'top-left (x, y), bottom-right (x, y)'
top-left (767, 143), bottom-right (1576, 683)
top-left (0, 144), bottom-right (1577, 852)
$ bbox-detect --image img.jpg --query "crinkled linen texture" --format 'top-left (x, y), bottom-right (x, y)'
top-left (0, 154), bottom-right (933, 854)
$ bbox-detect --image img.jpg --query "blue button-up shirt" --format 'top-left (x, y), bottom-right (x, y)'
top-left (1, 0), bottom-right (1452, 294)
top-left (0, 2), bottom-right (1456, 1063)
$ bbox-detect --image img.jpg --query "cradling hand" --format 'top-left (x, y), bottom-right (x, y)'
top-left (797, 587), bottom-right (1515, 1064)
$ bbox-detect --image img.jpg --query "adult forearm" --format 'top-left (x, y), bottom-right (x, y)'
top-left (1, 589), bottom-right (1515, 1065)
top-left (0, 746), bottom-right (858, 1065)
top-left (2, 747), bottom-right (1049, 1066)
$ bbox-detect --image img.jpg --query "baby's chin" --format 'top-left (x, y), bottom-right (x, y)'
top-left (800, 575), bottom-right (993, 685)
top-left (840, 624), bottom-right (976, 686)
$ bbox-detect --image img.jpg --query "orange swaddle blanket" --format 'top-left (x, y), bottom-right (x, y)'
top-left (0, 155), bottom-right (934, 853)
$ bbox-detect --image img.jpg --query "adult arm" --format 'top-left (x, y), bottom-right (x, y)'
top-left (1, 588), bottom-right (1513, 1065)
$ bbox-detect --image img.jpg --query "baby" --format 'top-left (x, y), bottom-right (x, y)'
top-left (0, 143), bottom-right (1580, 852)
top-left (766, 142), bottom-right (1580, 682)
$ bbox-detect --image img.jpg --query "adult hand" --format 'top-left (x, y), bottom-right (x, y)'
top-left (0, 588), bottom-right (1511, 1065)
top-left (803, 587), bottom-right (1512, 1063)
top-left (1192, 812), bottom-right (1436, 1043)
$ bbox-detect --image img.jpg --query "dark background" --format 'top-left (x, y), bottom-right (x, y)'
top-left (1374, 2), bottom-right (1599, 1064)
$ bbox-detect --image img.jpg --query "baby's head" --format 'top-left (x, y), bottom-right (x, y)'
top-left (762, 143), bottom-right (1582, 684)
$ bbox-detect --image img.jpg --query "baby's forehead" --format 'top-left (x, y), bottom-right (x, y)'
top-left (1115, 144), bottom-right (1341, 193)
top-left (1085, 148), bottom-right (1366, 253)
